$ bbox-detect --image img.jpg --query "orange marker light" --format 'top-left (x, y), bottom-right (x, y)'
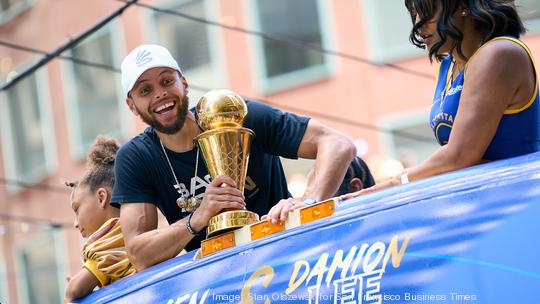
top-left (201, 232), bottom-right (236, 256)
top-left (250, 220), bottom-right (285, 241)
top-left (300, 199), bottom-right (335, 225)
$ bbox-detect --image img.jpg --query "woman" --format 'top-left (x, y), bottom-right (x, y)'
top-left (344, 0), bottom-right (539, 198)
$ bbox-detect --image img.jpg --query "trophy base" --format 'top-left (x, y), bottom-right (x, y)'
top-left (207, 210), bottom-right (259, 238)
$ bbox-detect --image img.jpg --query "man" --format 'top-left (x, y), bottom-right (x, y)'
top-left (111, 44), bottom-right (355, 270)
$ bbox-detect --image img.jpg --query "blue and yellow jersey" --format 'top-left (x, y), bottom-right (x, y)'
top-left (430, 36), bottom-right (540, 160)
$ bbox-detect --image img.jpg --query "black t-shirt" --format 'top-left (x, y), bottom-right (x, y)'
top-left (111, 101), bottom-right (310, 251)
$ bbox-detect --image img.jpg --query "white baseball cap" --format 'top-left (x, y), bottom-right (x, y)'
top-left (121, 44), bottom-right (182, 97)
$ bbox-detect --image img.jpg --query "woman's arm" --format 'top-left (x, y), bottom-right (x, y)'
top-left (345, 39), bottom-right (533, 197)
top-left (410, 40), bottom-right (532, 177)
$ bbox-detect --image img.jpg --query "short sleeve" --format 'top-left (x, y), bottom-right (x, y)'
top-left (111, 141), bottom-right (156, 207)
top-left (96, 252), bottom-right (136, 283)
top-left (244, 101), bottom-right (310, 159)
top-left (83, 259), bottom-right (109, 287)
top-left (82, 218), bottom-right (136, 285)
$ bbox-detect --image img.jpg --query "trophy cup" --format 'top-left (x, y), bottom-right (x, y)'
top-left (194, 89), bottom-right (260, 237)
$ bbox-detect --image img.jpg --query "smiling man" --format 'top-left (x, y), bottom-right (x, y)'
top-left (111, 44), bottom-right (355, 271)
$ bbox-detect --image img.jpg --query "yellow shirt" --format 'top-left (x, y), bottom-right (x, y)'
top-left (82, 218), bottom-right (136, 287)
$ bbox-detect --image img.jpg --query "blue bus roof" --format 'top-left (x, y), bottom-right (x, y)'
top-left (75, 151), bottom-right (540, 304)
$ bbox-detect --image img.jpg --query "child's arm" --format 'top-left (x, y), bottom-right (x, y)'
top-left (64, 268), bottom-right (100, 303)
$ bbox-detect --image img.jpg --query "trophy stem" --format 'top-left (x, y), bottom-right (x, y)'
top-left (207, 210), bottom-right (259, 237)
top-left (195, 126), bottom-right (258, 237)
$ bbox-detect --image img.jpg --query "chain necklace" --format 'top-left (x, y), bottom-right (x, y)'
top-left (159, 139), bottom-right (202, 212)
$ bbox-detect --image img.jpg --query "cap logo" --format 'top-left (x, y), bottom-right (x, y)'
top-left (135, 49), bottom-right (152, 67)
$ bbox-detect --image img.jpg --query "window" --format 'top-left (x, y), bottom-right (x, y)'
top-left (0, 0), bottom-right (21, 10)
top-left (518, 0), bottom-right (540, 20)
top-left (150, 0), bottom-right (225, 107)
top-left (280, 157), bottom-right (315, 198)
top-left (63, 26), bottom-right (128, 158)
top-left (249, 0), bottom-right (332, 93)
top-left (0, 70), bottom-right (55, 186)
top-left (16, 231), bottom-right (65, 304)
top-left (0, 0), bottom-right (32, 24)
top-left (363, 1), bottom-right (540, 62)
top-left (389, 124), bottom-right (439, 168)
top-left (361, 0), bottom-right (424, 64)
top-left (517, 0), bottom-right (540, 33)
top-left (381, 113), bottom-right (439, 168)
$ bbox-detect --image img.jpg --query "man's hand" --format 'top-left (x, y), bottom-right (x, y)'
top-left (190, 175), bottom-right (246, 232)
top-left (262, 197), bottom-right (307, 224)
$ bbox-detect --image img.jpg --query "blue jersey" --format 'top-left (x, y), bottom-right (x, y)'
top-left (430, 37), bottom-right (540, 160)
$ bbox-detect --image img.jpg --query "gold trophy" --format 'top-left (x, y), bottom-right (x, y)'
top-left (194, 89), bottom-right (260, 237)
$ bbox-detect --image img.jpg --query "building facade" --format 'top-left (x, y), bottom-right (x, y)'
top-left (1, 0), bottom-right (539, 303)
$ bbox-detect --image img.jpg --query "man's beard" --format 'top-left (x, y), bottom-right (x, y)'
top-left (139, 95), bottom-right (190, 134)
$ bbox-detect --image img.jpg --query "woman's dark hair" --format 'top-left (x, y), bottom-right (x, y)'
top-left (405, 0), bottom-right (526, 61)
top-left (65, 135), bottom-right (119, 193)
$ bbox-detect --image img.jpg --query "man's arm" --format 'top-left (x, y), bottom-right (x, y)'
top-left (297, 119), bottom-right (356, 200)
top-left (120, 203), bottom-right (191, 271)
top-left (121, 176), bottom-right (245, 271)
top-left (265, 119), bottom-right (356, 223)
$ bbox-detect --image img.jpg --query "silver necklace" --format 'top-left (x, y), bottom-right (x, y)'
top-left (159, 139), bottom-right (202, 212)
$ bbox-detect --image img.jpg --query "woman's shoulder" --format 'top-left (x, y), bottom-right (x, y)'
top-left (466, 37), bottom-right (532, 81)
top-left (470, 37), bottom-right (531, 66)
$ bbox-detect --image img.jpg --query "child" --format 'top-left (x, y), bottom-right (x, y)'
top-left (64, 136), bottom-right (135, 302)
top-left (335, 156), bottom-right (375, 196)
